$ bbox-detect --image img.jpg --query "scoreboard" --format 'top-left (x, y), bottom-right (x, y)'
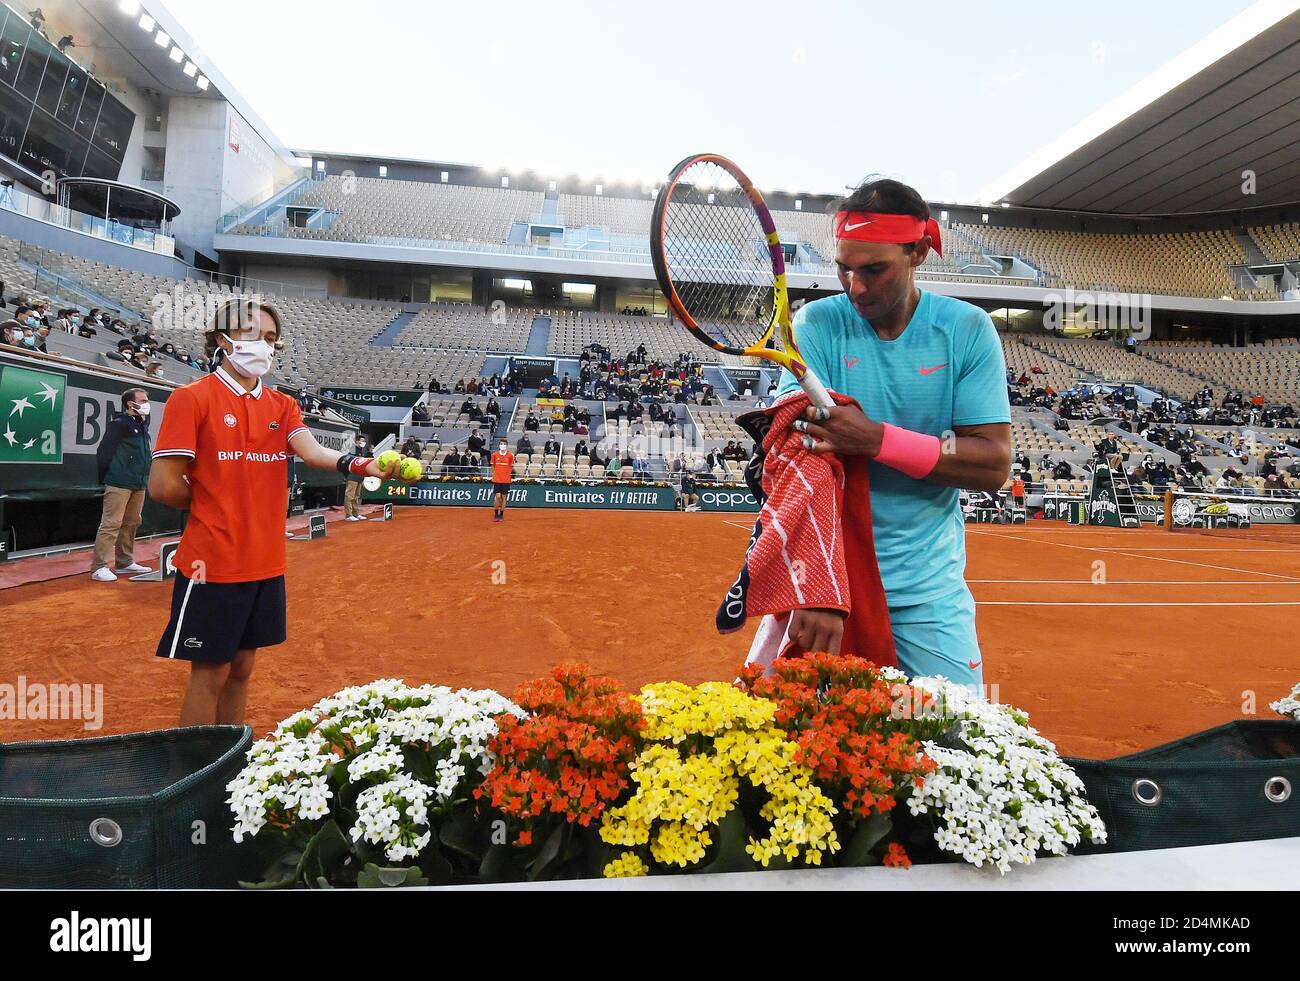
top-left (0, 7), bottom-right (135, 183)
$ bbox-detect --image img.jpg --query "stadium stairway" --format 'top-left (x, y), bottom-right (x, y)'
top-left (1235, 230), bottom-right (1271, 266)
top-left (371, 310), bottom-right (420, 348)
top-left (703, 365), bottom-right (735, 397)
top-left (525, 316), bottom-right (552, 355)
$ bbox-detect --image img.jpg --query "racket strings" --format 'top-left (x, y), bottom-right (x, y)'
top-left (660, 161), bottom-right (776, 353)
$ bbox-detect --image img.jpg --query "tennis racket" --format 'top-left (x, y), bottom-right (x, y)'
top-left (650, 153), bottom-right (833, 409)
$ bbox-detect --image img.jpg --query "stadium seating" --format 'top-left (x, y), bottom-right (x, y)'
top-left (1247, 223), bottom-right (1300, 262)
top-left (557, 193), bottom-right (653, 236)
top-left (232, 176), bottom-right (544, 246)
top-left (395, 303), bottom-right (534, 351)
top-left (1022, 336), bottom-right (1209, 400)
top-left (1141, 344), bottom-right (1300, 406)
top-left (953, 224), bottom-right (1271, 300)
top-left (1002, 335), bottom-right (1078, 391)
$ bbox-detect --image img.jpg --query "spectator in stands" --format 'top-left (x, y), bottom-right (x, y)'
top-left (605, 455), bottom-right (623, 478)
top-left (90, 388), bottom-right (154, 583)
top-left (443, 446), bottom-right (464, 476)
top-left (1052, 460), bottom-right (1075, 481)
top-left (515, 434), bottom-right (535, 457)
top-left (1, 320), bottom-right (20, 348)
top-left (77, 317), bottom-right (97, 340)
top-left (543, 436), bottom-right (561, 458)
top-left (524, 411), bottom-right (540, 433)
top-left (467, 429), bottom-right (487, 460)
top-left (401, 435), bottom-right (422, 459)
top-left (107, 339), bottom-right (135, 364)
top-left (633, 453), bottom-right (650, 478)
top-left (412, 403), bottom-right (431, 425)
top-left (25, 323), bottom-right (49, 353)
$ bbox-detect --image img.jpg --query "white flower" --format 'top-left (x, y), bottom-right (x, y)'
top-left (1271, 682), bottom-right (1300, 721)
top-left (350, 775), bottom-right (436, 864)
top-left (227, 680), bottom-right (524, 851)
top-left (905, 675), bottom-right (1107, 875)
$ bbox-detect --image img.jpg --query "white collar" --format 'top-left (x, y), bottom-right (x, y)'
top-left (216, 365), bottom-right (263, 400)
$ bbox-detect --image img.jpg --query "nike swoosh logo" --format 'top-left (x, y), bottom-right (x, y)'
top-left (844, 356), bottom-right (860, 370)
top-left (843, 220), bottom-right (874, 232)
top-left (920, 364), bottom-right (949, 377)
top-left (968, 660), bottom-right (983, 671)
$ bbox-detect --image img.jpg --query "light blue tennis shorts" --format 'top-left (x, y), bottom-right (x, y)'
top-left (889, 588), bottom-right (985, 692)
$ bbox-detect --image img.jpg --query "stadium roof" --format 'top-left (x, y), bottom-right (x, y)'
top-left (976, 0), bottom-right (1300, 216)
top-left (34, 0), bottom-right (299, 167)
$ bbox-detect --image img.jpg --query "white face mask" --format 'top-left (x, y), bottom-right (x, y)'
top-left (225, 338), bottom-right (275, 378)
top-left (133, 402), bottom-right (152, 418)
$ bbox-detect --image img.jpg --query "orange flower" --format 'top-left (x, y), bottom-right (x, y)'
top-left (883, 843), bottom-right (912, 869)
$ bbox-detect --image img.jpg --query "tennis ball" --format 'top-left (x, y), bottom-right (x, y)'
top-left (376, 450), bottom-right (401, 472)
top-left (399, 457), bottom-right (423, 482)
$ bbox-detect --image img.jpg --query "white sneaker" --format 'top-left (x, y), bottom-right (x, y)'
top-left (91, 568), bottom-right (118, 582)
top-left (115, 563), bottom-right (151, 575)
top-left (346, 516), bottom-right (361, 522)
top-left (356, 515), bottom-right (369, 521)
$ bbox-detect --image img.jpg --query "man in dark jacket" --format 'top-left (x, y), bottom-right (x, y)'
top-left (91, 388), bottom-right (154, 582)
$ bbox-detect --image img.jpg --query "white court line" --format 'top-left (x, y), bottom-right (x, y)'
top-left (977, 601), bottom-right (1300, 607)
top-left (967, 529), bottom-right (1300, 582)
top-left (968, 579), bottom-right (1300, 585)
top-left (723, 520), bottom-right (754, 532)
top-left (1092, 548), bottom-right (1300, 553)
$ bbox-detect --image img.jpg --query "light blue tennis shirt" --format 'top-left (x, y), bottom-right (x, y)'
top-left (776, 290), bottom-right (1011, 608)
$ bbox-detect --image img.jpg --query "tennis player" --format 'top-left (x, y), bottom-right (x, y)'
top-left (781, 178), bottom-right (1012, 690)
top-left (148, 298), bottom-right (414, 727)
top-left (490, 437), bottom-right (515, 523)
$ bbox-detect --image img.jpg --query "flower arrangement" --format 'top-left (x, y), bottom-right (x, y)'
top-left (1272, 682), bottom-right (1300, 721)
top-left (741, 654), bottom-right (944, 868)
top-left (475, 664), bottom-right (644, 881)
top-left (228, 662), bottom-right (1110, 886)
top-left (227, 679), bottom-right (522, 888)
top-left (902, 675), bottom-right (1108, 874)
top-left (600, 681), bottom-right (840, 877)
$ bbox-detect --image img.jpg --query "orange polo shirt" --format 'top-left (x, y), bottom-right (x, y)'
top-left (152, 368), bottom-right (309, 583)
top-left (491, 451), bottom-right (515, 484)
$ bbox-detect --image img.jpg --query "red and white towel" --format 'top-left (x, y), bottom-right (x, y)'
top-left (716, 391), bottom-right (897, 673)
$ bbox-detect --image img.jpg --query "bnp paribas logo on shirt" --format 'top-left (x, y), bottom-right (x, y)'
top-left (0, 364), bottom-right (65, 465)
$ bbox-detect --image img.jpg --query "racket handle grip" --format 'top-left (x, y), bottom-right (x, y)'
top-left (800, 372), bottom-right (836, 410)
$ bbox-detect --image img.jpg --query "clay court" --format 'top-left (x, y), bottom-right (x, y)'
top-left (3, 508), bottom-right (1298, 759)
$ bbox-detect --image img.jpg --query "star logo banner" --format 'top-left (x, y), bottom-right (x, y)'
top-left (0, 365), bottom-right (65, 464)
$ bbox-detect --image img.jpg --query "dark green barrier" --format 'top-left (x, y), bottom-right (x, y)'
top-left (0, 726), bottom-right (259, 888)
top-left (364, 480), bottom-right (678, 511)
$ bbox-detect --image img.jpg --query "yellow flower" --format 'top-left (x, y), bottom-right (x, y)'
top-left (603, 682), bottom-right (839, 874)
top-left (603, 852), bottom-right (650, 878)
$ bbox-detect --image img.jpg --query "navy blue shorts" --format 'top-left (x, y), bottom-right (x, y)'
top-left (493, 483), bottom-right (512, 498)
top-left (155, 574), bottom-right (287, 664)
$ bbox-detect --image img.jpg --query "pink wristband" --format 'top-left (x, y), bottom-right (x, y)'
top-left (875, 424), bottom-right (941, 480)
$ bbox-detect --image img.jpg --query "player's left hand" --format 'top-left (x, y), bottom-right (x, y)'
top-left (793, 405), bottom-right (884, 458)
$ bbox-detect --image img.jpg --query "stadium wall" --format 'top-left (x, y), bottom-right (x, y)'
top-left (163, 98), bottom-right (228, 258)
top-left (0, 208), bottom-right (191, 281)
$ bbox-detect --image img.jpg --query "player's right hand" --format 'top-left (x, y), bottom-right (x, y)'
top-left (787, 608), bottom-right (846, 656)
